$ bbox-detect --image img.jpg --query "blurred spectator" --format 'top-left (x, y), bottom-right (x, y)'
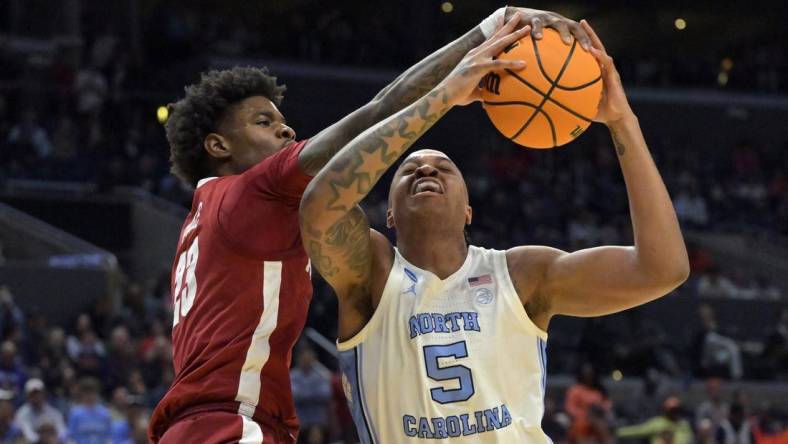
top-left (0, 389), bottom-right (21, 443)
top-left (110, 390), bottom-right (145, 444)
top-left (66, 315), bottom-right (106, 380)
top-left (569, 404), bottom-right (613, 444)
top-left (675, 184), bottom-right (710, 227)
top-left (105, 326), bottom-right (134, 392)
top-left (67, 378), bottom-right (112, 444)
top-left (290, 345), bottom-right (331, 431)
top-left (617, 396), bottom-right (694, 444)
top-left (6, 110), bottom-right (52, 163)
top-left (0, 342), bottom-right (26, 401)
top-left (694, 305), bottom-right (743, 379)
top-left (617, 311), bottom-right (682, 377)
top-left (565, 363), bottom-right (612, 423)
top-left (697, 269), bottom-right (739, 299)
top-left (0, 287), bottom-right (24, 343)
top-left (695, 378), bottom-right (729, 431)
top-left (14, 378), bottom-right (66, 443)
top-left (717, 403), bottom-right (755, 444)
top-left (74, 63), bottom-right (108, 117)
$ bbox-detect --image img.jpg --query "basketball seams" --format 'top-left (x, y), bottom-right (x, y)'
top-left (554, 75), bottom-right (602, 91)
top-left (532, 33), bottom-right (600, 90)
top-left (484, 101), bottom-right (556, 147)
top-left (509, 38), bottom-right (577, 146)
top-left (531, 32), bottom-right (558, 85)
top-left (501, 69), bottom-right (593, 123)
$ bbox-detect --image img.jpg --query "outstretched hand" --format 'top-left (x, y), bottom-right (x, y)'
top-left (581, 20), bottom-right (634, 125)
top-left (443, 13), bottom-right (531, 107)
top-left (508, 7), bottom-right (592, 50)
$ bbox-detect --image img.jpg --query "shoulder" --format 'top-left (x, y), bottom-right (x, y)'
top-left (505, 245), bottom-right (566, 298)
top-left (505, 245), bottom-right (566, 323)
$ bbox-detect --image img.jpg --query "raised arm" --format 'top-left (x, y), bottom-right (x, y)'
top-left (509, 21), bottom-right (689, 328)
top-left (297, 7), bottom-right (590, 175)
top-left (300, 18), bottom-right (532, 308)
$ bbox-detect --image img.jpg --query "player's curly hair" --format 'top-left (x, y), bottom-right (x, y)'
top-left (165, 67), bottom-right (286, 186)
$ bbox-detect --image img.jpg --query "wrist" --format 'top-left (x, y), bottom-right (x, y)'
top-left (605, 111), bottom-right (638, 130)
top-left (479, 7), bottom-right (507, 39)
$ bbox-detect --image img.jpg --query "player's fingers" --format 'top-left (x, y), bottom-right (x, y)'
top-left (568, 22), bottom-right (592, 51)
top-left (531, 16), bottom-right (544, 39)
top-left (472, 12), bottom-right (520, 56)
top-left (487, 11), bottom-right (522, 43)
top-left (589, 47), bottom-right (614, 69)
top-left (580, 19), bottom-right (607, 54)
top-left (589, 47), bottom-right (617, 82)
top-left (552, 21), bottom-right (573, 45)
top-left (485, 25), bottom-right (531, 56)
top-left (481, 58), bottom-right (527, 72)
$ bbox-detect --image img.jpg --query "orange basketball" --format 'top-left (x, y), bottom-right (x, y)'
top-left (480, 28), bottom-right (602, 149)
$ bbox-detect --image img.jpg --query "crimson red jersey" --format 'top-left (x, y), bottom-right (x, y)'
top-left (149, 141), bottom-right (313, 442)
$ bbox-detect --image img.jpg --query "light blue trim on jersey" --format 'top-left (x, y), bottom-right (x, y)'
top-left (338, 346), bottom-right (377, 444)
top-left (536, 338), bottom-right (547, 394)
top-left (538, 338), bottom-right (556, 444)
top-left (357, 344), bottom-right (379, 443)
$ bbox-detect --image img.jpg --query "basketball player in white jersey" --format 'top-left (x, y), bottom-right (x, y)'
top-left (299, 17), bottom-right (689, 443)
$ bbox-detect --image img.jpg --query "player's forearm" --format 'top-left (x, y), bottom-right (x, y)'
top-left (610, 113), bottom-right (689, 285)
top-left (300, 85), bottom-right (453, 232)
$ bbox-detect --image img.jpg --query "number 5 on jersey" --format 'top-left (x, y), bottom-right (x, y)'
top-left (173, 237), bottom-right (199, 327)
top-left (424, 341), bottom-right (475, 404)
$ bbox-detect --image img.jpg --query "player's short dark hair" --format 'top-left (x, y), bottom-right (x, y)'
top-left (165, 67), bottom-right (286, 186)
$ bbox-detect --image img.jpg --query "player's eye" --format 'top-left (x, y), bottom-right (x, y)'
top-left (401, 169), bottom-right (415, 175)
top-left (256, 120), bottom-right (271, 126)
top-left (438, 166), bottom-right (452, 173)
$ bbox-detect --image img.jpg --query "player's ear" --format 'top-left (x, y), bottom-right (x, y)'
top-left (204, 133), bottom-right (232, 160)
top-left (465, 205), bottom-right (473, 226)
top-left (386, 208), bottom-right (395, 228)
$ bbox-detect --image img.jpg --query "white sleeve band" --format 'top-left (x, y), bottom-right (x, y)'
top-left (479, 6), bottom-right (508, 39)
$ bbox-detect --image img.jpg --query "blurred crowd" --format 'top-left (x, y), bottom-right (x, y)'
top-left (541, 363), bottom-right (788, 444)
top-left (0, 283), bottom-right (170, 443)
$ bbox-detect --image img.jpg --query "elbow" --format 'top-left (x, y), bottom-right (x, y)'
top-left (672, 244), bottom-right (691, 286)
top-left (658, 251), bottom-right (690, 291)
top-left (676, 255), bottom-right (691, 286)
top-left (365, 97), bottom-right (392, 123)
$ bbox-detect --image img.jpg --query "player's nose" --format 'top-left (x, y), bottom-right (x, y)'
top-left (277, 124), bottom-right (296, 141)
top-left (414, 163), bottom-right (438, 178)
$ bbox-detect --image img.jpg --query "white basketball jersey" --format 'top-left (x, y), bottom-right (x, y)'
top-left (337, 245), bottom-right (550, 443)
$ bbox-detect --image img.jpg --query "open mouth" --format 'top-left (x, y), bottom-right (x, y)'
top-left (411, 178), bottom-right (444, 196)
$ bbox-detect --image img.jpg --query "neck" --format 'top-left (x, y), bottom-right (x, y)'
top-left (213, 162), bottom-right (237, 178)
top-left (397, 227), bottom-right (468, 280)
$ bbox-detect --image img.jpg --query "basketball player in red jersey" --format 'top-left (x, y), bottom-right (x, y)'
top-left (148, 7), bottom-right (593, 444)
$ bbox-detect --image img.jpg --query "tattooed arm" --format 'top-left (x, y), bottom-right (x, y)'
top-left (299, 17), bottom-right (531, 337)
top-left (297, 8), bottom-right (591, 175)
top-left (506, 21), bottom-right (688, 332)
